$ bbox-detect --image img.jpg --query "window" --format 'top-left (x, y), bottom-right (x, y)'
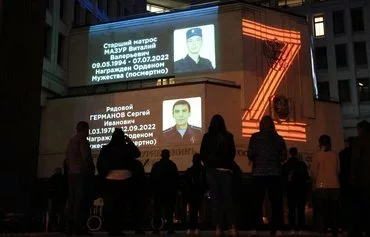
top-left (98, 0), bottom-right (104, 11)
top-left (335, 44), bottom-right (347, 68)
top-left (106, 0), bottom-right (111, 16)
top-left (357, 78), bottom-right (370, 101)
top-left (60, 0), bottom-right (65, 20)
top-left (74, 0), bottom-right (81, 25)
top-left (117, 1), bottom-right (122, 17)
top-left (278, 0), bottom-right (305, 7)
top-left (318, 81), bottom-right (330, 100)
top-left (315, 47), bottom-right (328, 70)
top-left (44, 24), bottom-right (52, 59)
top-left (85, 10), bottom-right (92, 24)
top-left (354, 42), bottom-right (368, 66)
top-left (314, 15), bottom-right (325, 37)
top-left (146, 4), bottom-right (168, 13)
top-left (57, 34), bottom-right (65, 66)
top-left (351, 7), bottom-right (364, 32)
top-left (46, 0), bottom-right (51, 9)
top-left (338, 80), bottom-right (351, 103)
top-left (332, 10), bottom-right (345, 35)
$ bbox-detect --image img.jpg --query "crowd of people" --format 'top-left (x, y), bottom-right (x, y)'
top-left (48, 115), bottom-right (370, 237)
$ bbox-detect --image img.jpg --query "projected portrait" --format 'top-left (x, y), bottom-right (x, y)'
top-left (162, 97), bottom-right (202, 144)
top-left (173, 24), bottom-right (216, 74)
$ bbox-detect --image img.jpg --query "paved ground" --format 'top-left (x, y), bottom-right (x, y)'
top-left (0, 231), bottom-right (349, 237)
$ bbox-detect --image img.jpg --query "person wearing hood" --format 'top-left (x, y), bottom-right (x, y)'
top-left (248, 115), bottom-right (287, 237)
top-left (96, 128), bottom-right (141, 236)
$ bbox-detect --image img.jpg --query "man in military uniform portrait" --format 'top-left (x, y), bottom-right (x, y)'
top-left (163, 100), bottom-right (202, 144)
top-left (174, 27), bottom-right (214, 73)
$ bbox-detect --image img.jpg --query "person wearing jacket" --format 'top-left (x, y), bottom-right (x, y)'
top-left (185, 153), bottom-right (207, 235)
top-left (65, 121), bottom-right (95, 236)
top-left (200, 114), bottom-right (237, 237)
top-left (150, 149), bottom-right (179, 235)
top-left (96, 128), bottom-right (141, 236)
top-left (282, 147), bottom-right (309, 233)
top-left (348, 120), bottom-right (370, 237)
top-left (247, 115), bottom-right (287, 237)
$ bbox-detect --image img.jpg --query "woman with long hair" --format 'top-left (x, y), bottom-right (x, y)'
top-left (311, 134), bottom-right (340, 236)
top-left (200, 114), bottom-right (237, 237)
top-left (96, 128), bottom-right (141, 236)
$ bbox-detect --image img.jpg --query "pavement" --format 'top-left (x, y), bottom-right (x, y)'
top-left (0, 231), bottom-right (349, 237)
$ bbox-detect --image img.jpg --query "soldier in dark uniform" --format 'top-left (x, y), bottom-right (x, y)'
top-left (174, 27), bottom-right (214, 73)
top-left (163, 99), bottom-right (202, 144)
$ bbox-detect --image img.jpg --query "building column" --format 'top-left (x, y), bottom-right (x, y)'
top-left (0, 0), bottom-right (45, 212)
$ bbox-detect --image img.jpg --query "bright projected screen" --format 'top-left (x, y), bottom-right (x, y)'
top-left (42, 87), bottom-right (205, 151)
top-left (88, 6), bottom-right (218, 84)
top-left (87, 96), bottom-right (203, 149)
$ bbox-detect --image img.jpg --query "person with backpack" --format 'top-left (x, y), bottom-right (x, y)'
top-left (185, 153), bottom-right (207, 235)
top-left (282, 147), bottom-right (309, 234)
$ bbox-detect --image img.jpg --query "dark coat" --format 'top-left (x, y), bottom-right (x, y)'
top-left (248, 130), bottom-right (287, 176)
top-left (282, 157), bottom-right (309, 190)
top-left (200, 131), bottom-right (236, 170)
top-left (96, 141), bottom-right (141, 178)
top-left (150, 158), bottom-right (179, 194)
top-left (351, 135), bottom-right (370, 189)
top-left (184, 164), bottom-right (207, 199)
top-left (339, 146), bottom-right (352, 190)
top-left (162, 124), bottom-right (202, 144)
top-left (174, 55), bottom-right (214, 73)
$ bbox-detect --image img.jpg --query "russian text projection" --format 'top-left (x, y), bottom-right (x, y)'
top-left (88, 7), bottom-right (218, 84)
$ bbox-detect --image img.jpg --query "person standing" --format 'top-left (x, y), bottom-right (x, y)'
top-left (310, 135), bottom-right (340, 236)
top-left (200, 114), bottom-right (237, 237)
top-left (65, 121), bottom-right (95, 236)
top-left (338, 136), bottom-right (353, 230)
top-left (247, 115), bottom-right (287, 237)
top-left (185, 153), bottom-right (207, 235)
top-left (96, 128), bottom-right (141, 236)
top-left (282, 147), bottom-right (309, 234)
top-left (49, 167), bottom-right (68, 232)
top-left (150, 149), bottom-right (179, 235)
top-left (131, 158), bottom-right (147, 234)
top-left (348, 120), bottom-right (370, 237)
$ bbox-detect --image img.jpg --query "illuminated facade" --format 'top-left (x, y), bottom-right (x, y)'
top-left (38, 1), bottom-right (345, 178)
top-left (243, 0), bottom-right (370, 139)
top-left (241, 19), bottom-right (307, 142)
top-left (164, 0), bottom-right (370, 139)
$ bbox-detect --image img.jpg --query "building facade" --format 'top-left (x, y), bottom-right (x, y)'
top-left (170, 0), bottom-right (370, 139)
top-left (42, 0), bottom-right (147, 106)
top-left (245, 0), bottom-right (370, 138)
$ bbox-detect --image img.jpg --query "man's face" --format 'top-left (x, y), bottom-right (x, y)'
top-left (173, 104), bottom-right (190, 126)
top-left (187, 35), bottom-right (203, 54)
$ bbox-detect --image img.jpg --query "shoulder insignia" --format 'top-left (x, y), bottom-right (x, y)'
top-left (163, 126), bottom-right (175, 133)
